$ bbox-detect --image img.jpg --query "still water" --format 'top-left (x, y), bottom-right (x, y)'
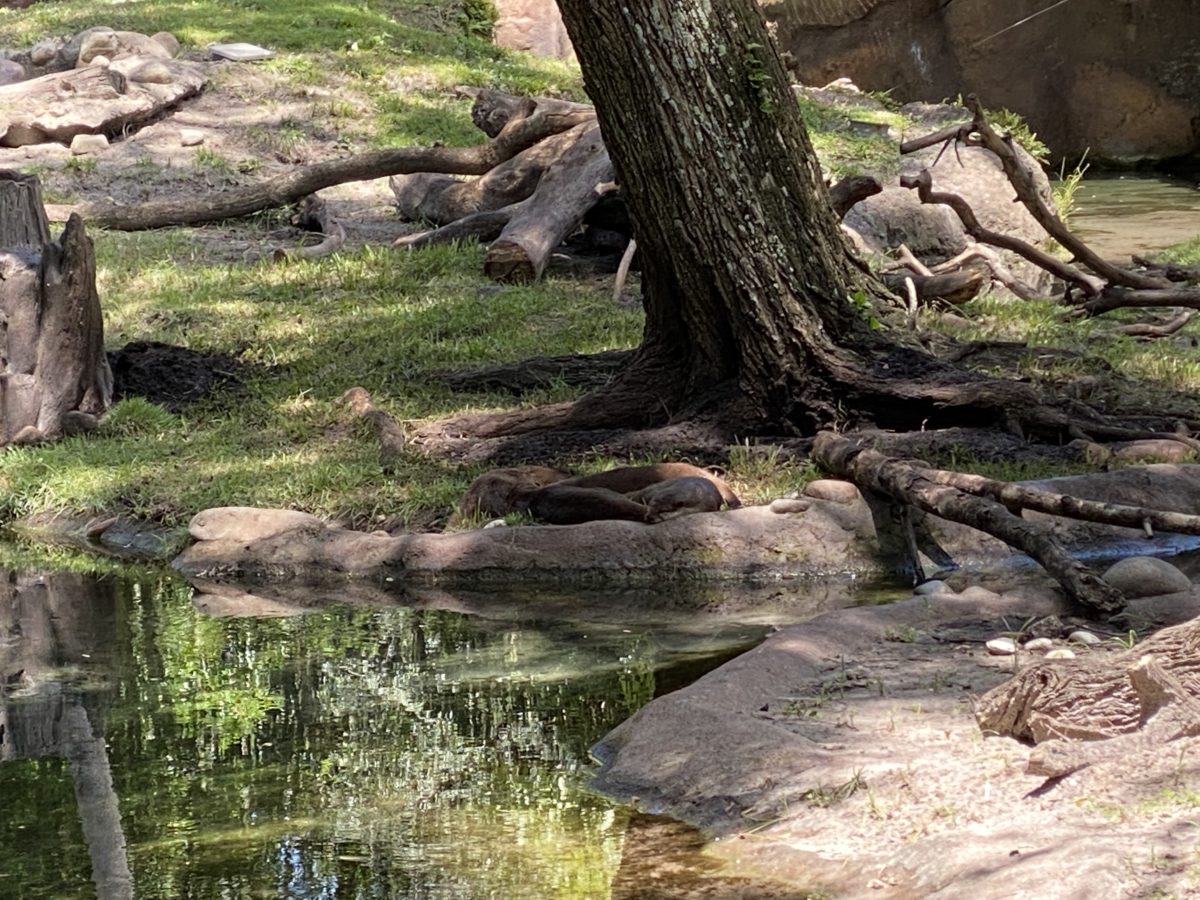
top-left (1069, 173), bottom-right (1200, 260)
top-left (0, 562), bottom-right (865, 899)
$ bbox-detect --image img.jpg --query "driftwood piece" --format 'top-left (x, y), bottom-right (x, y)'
top-left (977, 619), bottom-right (1200, 777)
top-left (0, 61), bottom-right (204, 147)
top-left (390, 125), bottom-right (583, 226)
top-left (0, 172), bottom-right (111, 445)
top-left (901, 169), bottom-right (1106, 296)
top-left (484, 121), bottom-right (615, 283)
top-left (67, 99), bottom-right (595, 230)
top-left (881, 266), bottom-right (987, 305)
top-left (1082, 287), bottom-right (1200, 317)
top-left (812, 432), bottom-right (1125, 612)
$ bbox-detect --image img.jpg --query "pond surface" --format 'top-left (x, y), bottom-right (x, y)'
top-left (0, 562), bottom-right (881, 899)
top-left (1069, 173), bottom-right (1200, 260)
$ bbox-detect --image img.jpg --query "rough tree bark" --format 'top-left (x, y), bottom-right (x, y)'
top-left (423, 0), bottom-right (1059, 442)
top-left (0, 171), bottom-right (111, 445)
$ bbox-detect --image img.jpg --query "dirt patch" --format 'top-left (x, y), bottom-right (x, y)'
top-left (108, 340), bottom-right (248, 412)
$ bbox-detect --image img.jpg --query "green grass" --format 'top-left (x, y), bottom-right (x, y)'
top-left (0, 232), bottom-right (641, 529)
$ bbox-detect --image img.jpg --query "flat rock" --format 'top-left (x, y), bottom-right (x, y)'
top-left (188, 506), bottom-right (325, 543)
top-left (1102, 555), bottom-right (1191, 598)
top-left (801, 478), bottom-right (861, 504)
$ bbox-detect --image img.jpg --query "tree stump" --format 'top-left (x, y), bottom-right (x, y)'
top-left (0, 171), bottom-right (111, 445)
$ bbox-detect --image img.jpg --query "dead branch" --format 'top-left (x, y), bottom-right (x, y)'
top-left (390, 124), bottom-right (583, 226)
top-left (613, 237), bottom-right (638, 302)
top-left (484, 121), bottom-right (615, 283)
top-left (1115, 310), bottom-right (1196, 339)
top-left (813, 432), bottom-right (1125, 612)
top-left (901, 169), bottom-right (1106, 296)
top-left (1083, 287), bottom-right (1200, 316)
top-left (68, 100), bottom-right (595, 230)
top-left (963, 95), bottom-right (1168, 292)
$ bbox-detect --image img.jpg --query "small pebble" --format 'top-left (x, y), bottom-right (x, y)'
top-left (180, 128), bottom-right (205, 146)
top-left (1068, 630), bottom-right (1102, 646)
top-left (1023, 637), bottom-right (1054, 652)
top-left (914, 579), bottom-right (950, 596)
top-left (986, 638), bottom-right (1016, 656)
top-left (768, 498), bottom-right (809, 514)
top-left (1045, 648), bottom-right (1076, 660)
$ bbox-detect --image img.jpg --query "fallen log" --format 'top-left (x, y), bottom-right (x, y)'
top-left (0, 171), bottom-right (111, 445)
top-left (881, 266), bottom-right (987, 305)
top-left (812, 432), bottom-right (1125, 612)
top-left (393, 206), bottom-right (520, 250)
top-left (484, 121), bottom-right (615, 283)
top-left (390, 124), bottom-right (583, 226)
top-left (69, 98), bottom-right (594, 230)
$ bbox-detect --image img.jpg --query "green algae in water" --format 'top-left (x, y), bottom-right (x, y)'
top-left (0, 568), bottom-right (695, 899)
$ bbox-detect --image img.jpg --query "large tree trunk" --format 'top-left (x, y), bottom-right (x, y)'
top-left (0, 171), bottom-right (111, 445)
top-left (556, 0), bottom-right (877, 430)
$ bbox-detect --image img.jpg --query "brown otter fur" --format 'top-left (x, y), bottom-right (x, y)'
top-left (453, 464), bottom-right (570, 524)
top-left (529, 485), bottom-right (651, 525)
top-left (453, 462), bottom-right (740, 527)
top-left (563, 463), bottom-right (740, 509)
top-left (628, 476), bottom-right (725, 521)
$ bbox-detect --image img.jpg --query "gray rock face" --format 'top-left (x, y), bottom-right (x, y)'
top-left (1102, 556), bottom-right (1191, 598)
top-left (0, 59), bottom-right (25, 86)
top-left (492, 0), bottom-right (574, 59)
top-left (769, 0), bottom-right (1200, 164)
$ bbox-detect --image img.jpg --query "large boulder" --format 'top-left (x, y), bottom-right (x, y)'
top-left (492, 0), bottom-right (574, 59)
top-left (768, 0), bottom-right (1200, 164)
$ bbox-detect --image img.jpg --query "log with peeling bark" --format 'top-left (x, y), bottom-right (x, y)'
top-left (881, 266), bottom-right (987, 305)
top-left (0, 171), bottom-right (111, 445)
top-left (812, 432), bottom-right (1125, 612)
top-left (484, 121), bottom-right (615, 283)
top-left (976, 619), bottom-right (1200, 778)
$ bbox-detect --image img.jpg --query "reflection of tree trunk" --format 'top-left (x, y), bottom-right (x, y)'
top-left (0, 569), bottom-right (131, 897)
top-left (62, 698), bottom-right (134, 900)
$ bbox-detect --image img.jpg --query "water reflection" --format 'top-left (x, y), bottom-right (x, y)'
top-left (0, 564), bottom-right (867, 898)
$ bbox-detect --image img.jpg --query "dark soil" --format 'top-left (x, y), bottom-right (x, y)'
top-left (108, 340), bottom-right (248, 412)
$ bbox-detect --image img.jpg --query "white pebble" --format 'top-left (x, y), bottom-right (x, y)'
top-left (70, 133), bottom-right (108, 154)
top-left (1068, 630), bottom-right (1101, 645)
top-left (986, 638), bottom-right (1016, 656)
top-left (1024, 637), bottom-right (1054, 652)
top-left (483, 518), bottom-right (507, 529)
top-left (1045, 648), bottom-right (1076, 660)
top-left (180, 128), bottom-right (205, 146)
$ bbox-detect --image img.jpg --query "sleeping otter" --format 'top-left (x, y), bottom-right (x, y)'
top-left (455, 462), bottom-right (740, 526)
